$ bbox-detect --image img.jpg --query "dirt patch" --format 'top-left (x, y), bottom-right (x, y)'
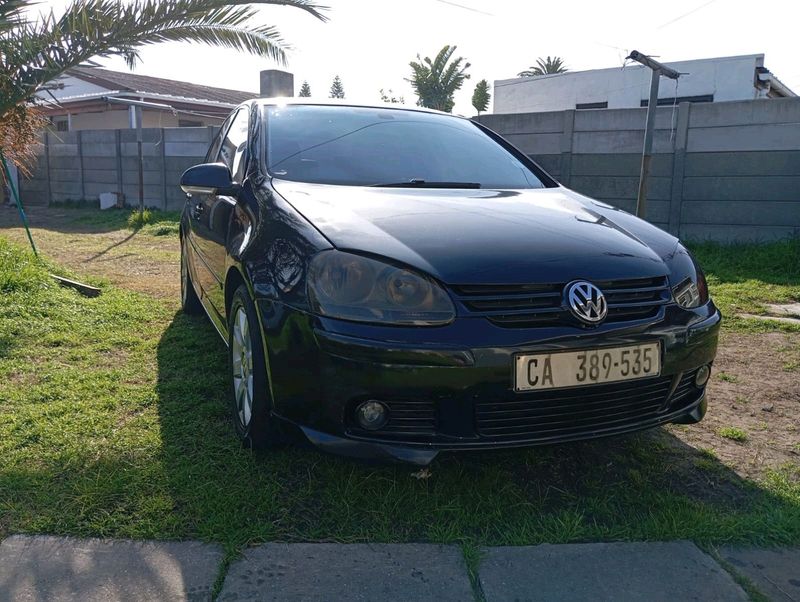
top-left (0, 206), bottom-right (180, 301)
top-left (670, 331), bottom-right (800, 482)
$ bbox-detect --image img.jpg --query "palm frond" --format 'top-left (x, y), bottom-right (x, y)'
top-left (0, 0), bottom-right (34, 32)
top-left (0, 0), bottom-right (327, 119)
top-left (143, 23), bottom-right (288, 63)
top-left (0, 0), bottom-right (328, 172)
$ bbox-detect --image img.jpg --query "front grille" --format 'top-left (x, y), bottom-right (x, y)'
top-left (451, 276), bottom-right (671, 328)
top-left (475, 371), bottom-right (697, 442)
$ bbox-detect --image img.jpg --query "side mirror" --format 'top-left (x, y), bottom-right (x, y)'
top-left (180, 163), bottom-right (240, 196)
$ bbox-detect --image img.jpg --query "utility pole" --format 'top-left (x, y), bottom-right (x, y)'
top-left (134, 105), bottom-right (144, 212)
top-left (627, 50), bottom-right (680, 219)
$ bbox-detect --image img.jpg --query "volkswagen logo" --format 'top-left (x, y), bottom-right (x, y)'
top-left (566, 281), bottom-right (608, 324)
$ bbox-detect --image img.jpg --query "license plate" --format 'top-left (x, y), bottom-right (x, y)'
top-left (514, 342), bottom-right (661, 392)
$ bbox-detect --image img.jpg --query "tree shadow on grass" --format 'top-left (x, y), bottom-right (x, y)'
top-left (153, 311), bottom-right (800, 549)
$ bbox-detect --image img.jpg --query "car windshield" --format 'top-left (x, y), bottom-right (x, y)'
top-left (264, 105), bottom-right (548, 189)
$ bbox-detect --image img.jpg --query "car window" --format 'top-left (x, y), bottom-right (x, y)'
top-left (205, 113), bottom-right (234, 163)
top-left (265, 105), bottom-right (548, 189)
top-left (217, 108), bottom-right (249, 181)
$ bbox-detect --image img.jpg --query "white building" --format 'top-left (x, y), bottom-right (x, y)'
top-left (493, 54), bottom-right (795, 114)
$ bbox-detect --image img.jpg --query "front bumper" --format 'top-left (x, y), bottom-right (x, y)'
top-left (258, 299), bottom-right (721, 464)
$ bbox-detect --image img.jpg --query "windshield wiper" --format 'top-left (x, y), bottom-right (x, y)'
top-left (370, 179), bottom-right (481, 189)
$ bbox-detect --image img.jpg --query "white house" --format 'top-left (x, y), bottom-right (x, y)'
top-left (493, 54), bottom-right (795, 114)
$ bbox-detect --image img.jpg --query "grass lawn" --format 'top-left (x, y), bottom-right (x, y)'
top-left (691, 239), bottom-right (800, 332)
top-left (0, 208), bottom-right (798, 561)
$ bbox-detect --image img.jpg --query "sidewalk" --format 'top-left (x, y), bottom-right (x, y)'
top-left (0, 535), bottom-right (797, 601)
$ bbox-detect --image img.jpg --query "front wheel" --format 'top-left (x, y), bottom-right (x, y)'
top-left (228, 284), bottom-right (281, 448)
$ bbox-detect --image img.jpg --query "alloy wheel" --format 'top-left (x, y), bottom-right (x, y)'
top-left (231, 306), bottom-right (254, 427)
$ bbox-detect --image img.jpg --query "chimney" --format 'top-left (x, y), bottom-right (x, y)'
top-left (260, 70), bottom-right (294, 97)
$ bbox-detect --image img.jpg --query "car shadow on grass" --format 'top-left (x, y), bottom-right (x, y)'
top-left (154, 310), bottom-right (800, 549)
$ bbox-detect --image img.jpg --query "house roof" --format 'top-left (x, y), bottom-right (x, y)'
top-left (67, 66), bottom-right (257, 106)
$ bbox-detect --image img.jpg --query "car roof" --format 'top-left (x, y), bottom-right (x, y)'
top-left (247, 97), bottom-right (467, 119)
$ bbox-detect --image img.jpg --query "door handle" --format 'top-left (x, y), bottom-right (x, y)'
top-left (191, 203), bottom-right (204, 220)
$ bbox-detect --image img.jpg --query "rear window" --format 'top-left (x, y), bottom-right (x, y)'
top-left (264, 105), bottom-right (548, 189)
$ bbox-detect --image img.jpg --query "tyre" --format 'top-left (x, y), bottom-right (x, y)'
top-left (180, 241), bottom-right (204, 316)
top-left (228, 284), bottom-right (281, 448)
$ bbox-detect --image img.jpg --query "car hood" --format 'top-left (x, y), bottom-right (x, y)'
top-left (273, 180), bottom-right (678, 285)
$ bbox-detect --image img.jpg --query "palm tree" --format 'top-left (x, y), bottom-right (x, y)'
top-left (518, 56), bottom-right (568, 77)
top-left (408, 45), bottom-right (470, 113)
top-left (0, 0), bottom-right (326, 172)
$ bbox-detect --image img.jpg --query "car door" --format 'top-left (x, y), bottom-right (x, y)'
top-left (185, 112), bottom-right (233, 313)
top-left (189, 106), bottom-right (250, 320)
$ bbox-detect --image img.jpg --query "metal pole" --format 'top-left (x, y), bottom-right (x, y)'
top-left (135, 105), bottom-right (144, 213)
top-left (637, 69), bottom-right (661, 219)
top-left (626, 50), bottom-right (680, 220)
top-left (1, 151), bottom-right (38, 257)
top-left (627, 50), bottom-right (680, 79)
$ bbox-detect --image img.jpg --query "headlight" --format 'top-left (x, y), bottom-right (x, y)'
top-left (307, 251), bottom-right (455, 325)
top-left (669, 244), bottom-right (709, 309)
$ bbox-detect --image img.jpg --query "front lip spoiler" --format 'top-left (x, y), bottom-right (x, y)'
top-left (297, 425), bottom-right (440, 465)
top-left (290, 392), bottom-right (707, 465)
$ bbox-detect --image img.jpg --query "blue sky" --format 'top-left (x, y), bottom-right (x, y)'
top-left (42, 0), bottom-right (800, 113)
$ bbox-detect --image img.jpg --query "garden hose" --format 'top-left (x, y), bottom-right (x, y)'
top-left (1, 150), bottom-right (38, 257)
top-left (0, 149), bottom-right (100, 297)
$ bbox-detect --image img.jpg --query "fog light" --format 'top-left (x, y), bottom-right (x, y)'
top-left (695, 365), bottom-right (711, 387)
top-left (356, 401), bottom-right (389, 431)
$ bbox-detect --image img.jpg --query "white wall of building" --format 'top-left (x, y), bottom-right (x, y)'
top-left (47, 74), bottom-right (112, 100)
top-left (67, 109), bottom-right (186, 129)
top-left (494, 55), bottom-right (767, 114)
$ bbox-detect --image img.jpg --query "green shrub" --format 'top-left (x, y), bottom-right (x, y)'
top-left (127, 208), bottom-right (153, 229)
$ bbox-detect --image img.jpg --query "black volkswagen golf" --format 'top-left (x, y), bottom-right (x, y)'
top-left (179, 99), bottom-right (720, 464)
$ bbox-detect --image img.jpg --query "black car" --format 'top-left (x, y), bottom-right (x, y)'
top-left (179, 100), bottom-right (720, 465)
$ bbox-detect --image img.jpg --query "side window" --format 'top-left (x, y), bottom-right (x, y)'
top-left (205, 112), bottom-right (234, 163)
top-left (217, 108), bottom-right (249, 182)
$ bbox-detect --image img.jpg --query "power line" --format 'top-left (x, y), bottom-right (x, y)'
top-left (494, 71), bottom-right (573, 88)
top-left (432, 0), bottom-right (494, 17)
top-left (656, 0), bottom-right (717, 30)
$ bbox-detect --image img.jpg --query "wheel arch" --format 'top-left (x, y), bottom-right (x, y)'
top-left (224, 264), bottom-right (279, 411)
top-left (224, 265), bottom-right (247, 317)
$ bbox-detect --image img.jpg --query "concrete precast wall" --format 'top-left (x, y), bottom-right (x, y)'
top-left (19, 126), bottom-right (218, 211)
top-left (17, 98), bottom-right (800, 241)
top-left (476, 97), bottom-right (800, 242)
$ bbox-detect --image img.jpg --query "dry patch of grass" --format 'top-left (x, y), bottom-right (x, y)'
top-left (0, 206), bottom-right (180, 299)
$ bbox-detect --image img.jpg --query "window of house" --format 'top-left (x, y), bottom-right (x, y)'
top-left (640, 94), bottom-right (714, 107)
top-left (179, 119), bottom-right (203, 127)
top-left (576, 101), bottom-right (608, 110)
top-left (53, 117), bottom-right (69, 132)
